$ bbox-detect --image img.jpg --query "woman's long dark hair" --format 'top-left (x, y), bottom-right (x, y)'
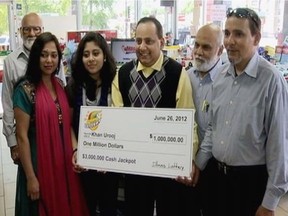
top-left (71, 32), bottom-right (116, 101)
top-left (25, 32), bottom-right (62, 85)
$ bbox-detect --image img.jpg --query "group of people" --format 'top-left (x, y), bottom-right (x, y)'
top-left (188, 7), bottom-right (288, 216)
top-left (1, 7), bottom-right (287, 216)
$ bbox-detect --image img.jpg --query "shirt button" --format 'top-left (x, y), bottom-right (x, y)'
top-left (220, 141), bottom-right (224, 144)
top-left (230, 100), bottom-right (233, 105)
top-left (225, 121), bottom-right (229, 125)
top-left (234, 81), bottom-right (237, 85)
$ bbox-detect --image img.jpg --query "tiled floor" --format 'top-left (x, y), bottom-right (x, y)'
top-left (0, 119), bottom-right (17, 216)
top-left (0, 118), bottom-right (287, 215)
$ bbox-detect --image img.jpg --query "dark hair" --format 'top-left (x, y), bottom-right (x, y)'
top-left (136, 17), bottom-right (163, 39)
top-left (226, 7), bottom-right (261, 35)
top-left (25, 32), bottom-right (62, 85)
top-left (71, 32), bottom-right (116, 100)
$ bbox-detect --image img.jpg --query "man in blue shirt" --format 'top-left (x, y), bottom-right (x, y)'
top-left (194, 8), bottom-right (288, 216)
top-left (188, 23), bottom-right (224, 216)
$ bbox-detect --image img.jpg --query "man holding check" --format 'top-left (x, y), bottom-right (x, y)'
top-left (112, 16), bottom-right (200, 216)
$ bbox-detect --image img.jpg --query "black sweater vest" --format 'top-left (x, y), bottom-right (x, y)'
top-left (118, 56), bottom-right (182, 108)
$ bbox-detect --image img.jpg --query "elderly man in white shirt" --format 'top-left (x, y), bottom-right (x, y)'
top-left (2, 12), bottom-right (66, 163)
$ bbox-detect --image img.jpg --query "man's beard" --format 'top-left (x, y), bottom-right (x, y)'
top-left (193, 57), bottom-right (218, 72)
top-left (23, 38), bottom-right (36, 50)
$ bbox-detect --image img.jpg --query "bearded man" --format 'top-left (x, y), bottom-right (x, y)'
top-left (187, 23), bottom-right (224, 216)
top-left (2, 12), bottom-right (66, 163)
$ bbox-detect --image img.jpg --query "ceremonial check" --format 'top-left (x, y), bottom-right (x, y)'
top-left (77, 106), bottom-right (195, 178)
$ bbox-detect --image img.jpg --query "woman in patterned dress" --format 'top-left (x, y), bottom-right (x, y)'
top-left (13, 32), bottom-right (89, 216)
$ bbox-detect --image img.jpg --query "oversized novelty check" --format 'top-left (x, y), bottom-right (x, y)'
top-left (77, 106), bottom-right (195, 178)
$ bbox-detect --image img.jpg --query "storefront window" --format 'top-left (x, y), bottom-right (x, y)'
top-left (0, 0), bottom-right (286, 50)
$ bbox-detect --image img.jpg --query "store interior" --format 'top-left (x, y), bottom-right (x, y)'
top-left (0, 0), bottom-right (288, 215)
top-left (1, 0), bottom-right (288, 81)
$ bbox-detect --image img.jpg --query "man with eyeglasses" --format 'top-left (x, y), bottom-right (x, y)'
top-left (193, 8), bottom-right (288, 216)
top-left (2, 12), bottom-right (66, 164)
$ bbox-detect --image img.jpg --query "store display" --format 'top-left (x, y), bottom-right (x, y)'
top-left (275, 63), bottom-right (288, 82)
top-left (110, 38), bottom-right (136, 66)
top-left (67, 30), bottom-right (117, 45)
top-left (275, 45), bottom-right (288, 64)
top-left (0, 51), bottom-right (12, 82)
top-left (258, 46), bottom-right (288, 83)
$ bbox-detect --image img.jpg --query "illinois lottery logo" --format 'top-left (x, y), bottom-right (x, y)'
top-left (85, 110), bottom-right (102, 131)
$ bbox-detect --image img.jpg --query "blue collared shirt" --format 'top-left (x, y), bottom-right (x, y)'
top-left (188, 59), bottom-right (223, 143)
top-left (196, 52), bottom-right (288, 210)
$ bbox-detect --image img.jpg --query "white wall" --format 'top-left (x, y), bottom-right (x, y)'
top-left (41, 15), bottom-right (77, 41)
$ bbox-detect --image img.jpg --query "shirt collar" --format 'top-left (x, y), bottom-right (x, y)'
top-left (137, 52), bottom-right (163, 72)
top-left (15, 45), bottom-right (30, 60)
top-left (194, 58), bottom-right (222, 82)
top-left (244, 52), bottom-right (258, 78)
top-left (209, 58), bottom-right (223, 81)
top-left (227, 52), bottom-right (258, 78)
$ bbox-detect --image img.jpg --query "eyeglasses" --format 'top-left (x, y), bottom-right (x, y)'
top-left (226, 8), bottom-right (260, 30)
top-left (21, 26), bottom-right (42, 34)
